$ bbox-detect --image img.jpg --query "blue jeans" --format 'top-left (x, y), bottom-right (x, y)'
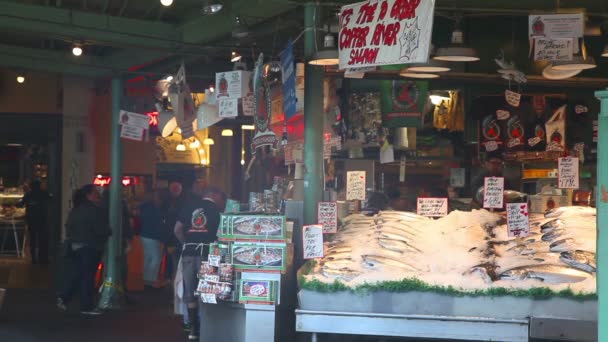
top-left (60, 246), bottom-right (100, 311)
top-left (141, 237), bottom-right (162, 284)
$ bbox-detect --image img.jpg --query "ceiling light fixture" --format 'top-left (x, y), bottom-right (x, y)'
top-left (16, 74), bottom-right (25, 84)
top-left (429, 95), bottom-right (450, 105)
top-left (231, 51), bottom-right (242, 62)
top-left (160, 0), bottom-right (173, 7)
top-left (434, 18), bottom-right (479, 62)
top-left (602, 44), bottom-right (608, 57)
top-left (203, 138), bottom-right (215, 145)
top-left (309, 33), bottom-right (339, 66)
top-left (407, 59), bottom-right (451, 73)
top-left (221, 129), bottom-right (234, 137)
top-left (189, 139), bottom-right (201, 149)
top-left (399, 70), bottom-right (439, 79)
top-left (72, 44), bottom-right (83, 57)
top-left (232, 16), bottom-right (250, 39)
top-left (175, 143), bottom-right (186, 151)
top-left (201, 0), bottom-right (223, 15)
top-left (241, 125), bottom-right (255, 130)
top-left (551, 55), bottom-right (597, 71)
top-left (209, 86), bottom-right (215, 93)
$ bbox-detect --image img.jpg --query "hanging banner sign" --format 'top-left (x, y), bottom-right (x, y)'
top-left (302, 225), bottom-right (324, 259)
top-left (529, 13), bottom-right (584, 38)
top-left (381, 79), bottom-right (428, 127)
top-left (218, 98), bottom-right (239, 118)
top-left (318, 202), bottom-right (338, 234)
top-left (416, 197), bottom-right (448, 217)
top-left (346, 171), bottom-right (366, 201)
top-left (280, 39), bottom-right (297, 120)
top-left (558, 157), bottom-right (579, 189)
top-left (483, 177), bottom-right (505, 209)
top-left (338, 0), bottom-right (435, 69)
top-left (119, 110), bottom-right (150, 129)
top-left (251, 53), bottom-right (279, 152)
top-left (533, 37), bottom-right (573, 61)
top-left (506, 202), bottom-right (530, 237)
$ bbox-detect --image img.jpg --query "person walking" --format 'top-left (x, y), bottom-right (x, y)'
top-left (21, 180), bottom-right (50, 264)
top-left (56, 184), bottom-right (111, 315)
top-left (139, 190), bottom-right (166, 287)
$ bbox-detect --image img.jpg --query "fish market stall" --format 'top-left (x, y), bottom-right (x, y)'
top-left (296, 207), bottom-right (597, 341)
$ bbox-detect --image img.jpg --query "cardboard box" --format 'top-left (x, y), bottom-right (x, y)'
top-left (529, 195), bottom-right (569, 213)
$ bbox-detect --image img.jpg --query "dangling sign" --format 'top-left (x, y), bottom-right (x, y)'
top-left (251, 53), bottom-right (279, 152)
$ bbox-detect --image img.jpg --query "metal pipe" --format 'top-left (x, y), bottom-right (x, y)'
top-left (303, 2), bottom-right (324, 226)
top-left (594, 90), bottom-right (608, 342)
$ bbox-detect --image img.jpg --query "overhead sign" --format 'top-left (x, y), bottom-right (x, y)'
top-left (318, 202), bottom-right (338, 234)
top-left (338, 0), bottom-right (435, 69)
top-left (533, 37), bottom-right (573, 61)
top-left (558, 157), bottom-right (579, 189)
top-left (506, 202), bottom-right (530, 237)
top-left (302, 225), bottom-right (324, 259)
top-left (417, 197), bottom-right (448, 217)
top-left (280, 39), bottom-right (297, 120)
top-left (529, 13), bottom-right (584, 38)
top-left (346, 171), bottom-right (366, 201)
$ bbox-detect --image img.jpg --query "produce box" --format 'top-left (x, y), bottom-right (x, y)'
top-left (218, 214), bottom-right (286, 242)
top-left (529, 194), bottom-right (569, 213)
top-left (238, 279), bottom-right (278, 305)
top-left (230, 242), bottom-right (287, 273)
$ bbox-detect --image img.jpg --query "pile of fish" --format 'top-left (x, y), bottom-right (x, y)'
top-left (305, 207), bottom-right (597, 294)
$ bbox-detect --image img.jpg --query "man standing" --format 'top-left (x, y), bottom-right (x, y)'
top-left (174, 185), bottom-right (226, 340)
top-left (471, 151), bottom-right (514, 208)
top-left (21, 180), bottom-right (50, 264)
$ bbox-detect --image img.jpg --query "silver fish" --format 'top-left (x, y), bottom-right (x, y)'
top-left (541, 219), bottom-right (564, 233)
top-left (361, 254), bottom-right (418, 270)
top-left (377, 231), bottom-right (410, 242)
top-left (377, 238), bottom-right (421, 253)
top-left (544, 208), bottom-right (564, 218)
top-left (499, 264), bottom-right (591, 284)
top-left (549, 238), bottom-right (577, 252)
top-left (325, 251), bottom-right (351, 260)
top-left (321, 267), bottom-right (361, 281)
top-left (376, 226), bottom-right (417, 239)
top-left (326, 246), bottom-right (352, 254)
top-left (466, 262), bottom-right (500, 283)
top-left (541, 228), bottom-right (566, 242)
top-left (560, 250), bottom-right (596, 273)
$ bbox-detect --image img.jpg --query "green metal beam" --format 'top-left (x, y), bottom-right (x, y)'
top-left (595, 90), bottom-right (608, 342)
top-left (0, 0), bottom-right (179, 50)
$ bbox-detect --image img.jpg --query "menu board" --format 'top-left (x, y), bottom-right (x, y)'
top-left (416, 198), bottom-right (448, 217)
top-left (302, 225), bottom-right (324, 259)
top-left (318, 202), bottom-right (338, 234)
top-left (558, 157), bottom-right (579, 189)
top-left (506, 202), bottom-right (530, 237)
top-left (346, 171), bottom-right (366, 201)
top-left (483, 177), bottom-right (505, 209)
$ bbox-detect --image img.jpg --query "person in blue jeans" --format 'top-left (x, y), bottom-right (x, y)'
top-left (139, 190), bottom-right (167, 287)
top-left (56, 184), bottom-right (111, 315)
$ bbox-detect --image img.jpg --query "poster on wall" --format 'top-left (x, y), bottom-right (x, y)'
top-left (380, 78), bottom-right (428, 128)
top-left (251, 53), bottom-right (279, 152)
top-left (528, 13), bottom-right (584, 38)
top-left (338, 0), bottom-right (436, 69)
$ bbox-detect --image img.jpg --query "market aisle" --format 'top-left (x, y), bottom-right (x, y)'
top-left (0, 287), bottom-right (183, 342)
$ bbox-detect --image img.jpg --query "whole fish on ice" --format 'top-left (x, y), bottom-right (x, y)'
top-left (549, 238), bottom-right (577, 252)
top-left (560, 250), bottom-right (596, 273)
top-left (499, 264), bottom-right (591, 284)
top-left (361, 254), bottom-right (419, 271)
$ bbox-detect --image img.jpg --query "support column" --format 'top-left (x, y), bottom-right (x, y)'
top-left (303, 2), bottom-right (324, 225)
top-left (595, 90), bottom-right (608, 341)
top-left (99, 77), bottom-right (124, 309)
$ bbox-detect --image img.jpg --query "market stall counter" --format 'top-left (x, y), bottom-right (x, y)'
top-left (296, 208), bottom-right (597, 341)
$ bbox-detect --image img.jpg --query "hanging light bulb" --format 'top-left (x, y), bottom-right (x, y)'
top-left (176, 143), bottom-right (186, 151)
top-left (231, 51), bottom-right (242, 62)
top-left (309, 33), bottom-right (339, 66)
top-left (72, 44), bottom-right (83, 57)
top-left (201, 158), bottom-right (208, 165)
top-left (198, 149), bottom-right (205, 155)
top-left (160, 0), bottom-right (173, 7)
top-left (16, 74), bottom-right (25, 84)
top-left (241, 125), bottom-right (255, 130)
top-left (201, 0), bottom-right (223, 15)
top-left (241, 159), bottom-right (245, 165)
top-left (203, 138), bottom-right (215, 145)
top-left (433, 18), bottom-right (479, 62)
top-left (221, 129), bottom-right (234, 137)
top-left (189, 139), bottom-right (201, 149)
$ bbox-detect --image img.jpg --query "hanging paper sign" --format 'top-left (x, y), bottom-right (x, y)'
top-left (379, 141), bottom-right (395, 164)
top-left (338, 0), bottom-right (435, 69)
top-left (381, 79), bottom-right (428, 128)
top-left (506, 202), bottom-right (530, 237)
top-left (558, 157), bottom-right (579, 189)
top-left (302, 225), bottom-right (324, 259)
top-left (529, 13), bottom-right (584, 38)
top-left (208, 254), bottom-right (221, 267)
top-left (318, 202), bottom-right (338, 234)
top-left (505, 90), bottom-right (521, 107)
top-left (346, 171), bottom-right (366, 201)
top-left (483, 177), bottom-right (505, 209)
top-left (218, 98), bottom-right (239, 118)
top-left (450, 168), bottom-right (466, 188)
top-left (119, 110), bottom-right (150, 129)
top-left (251, 54), bottom-right (279, 152)
top-left (215, 70), bottom-right (252, 100)
top-left (344, 66), bottom-right (376, 79)
top-left (416, 197), bottom-right (448, 217)
top-left (280, 39), bottom-right (297, 120)
top-left (120, 125), bottom-right (145, 141)
top-left (242, 95), bottom-right (254, 116)
top-left (496, 110), bottom-right (510, 121)
top-left (203, 274), bottom-right (220, 283)
top-left (533, 37), bottom-right (573, 61)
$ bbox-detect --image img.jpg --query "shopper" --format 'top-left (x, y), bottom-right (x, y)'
top-left (21, 180), bottom-right (50, 264)
top-left (471, 151), bottom-right (514, 208)
top-left (57, 184), bottom-right (111, 315)
top-left (139, 190), bottom-right (166, 287)
top-left (174, 185), bottom-right (226, 340)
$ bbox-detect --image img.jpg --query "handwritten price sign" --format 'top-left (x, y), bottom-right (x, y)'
top-left (346, 171), bottom-right (366, 201)
top-left (302, 225), bottom-right (324, 259)
top-left (506, 202), bottom-right (530, 237)
top-left (318, 202), bottom-right (338, 234)
top-left (416, 197), bottom-right (448, 217)
top-left (483, 177), bottom-right (504, 209)
top-left (558, 157), bottom-right (579, 189)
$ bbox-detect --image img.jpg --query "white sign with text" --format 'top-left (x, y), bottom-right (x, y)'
top-left (416, 197), bottom-right (448, 217)
top-left (483, 177), bottom-right (505, 209)
top-left (534, 37), bottom-right (573, 61)
top-left (302, 225), bottom-right (324, 259)
top-left (558, 157), bottom-right (579, 189)
top-left (346, 171), bottom-right (366, 201)
top-left (506, 202), bottom-right (530, 237)
top-left (218, 98), bottom-right (239, 118)
top-left (318, 202), bottom-right (338, 234)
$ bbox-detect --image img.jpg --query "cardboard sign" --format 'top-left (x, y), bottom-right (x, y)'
top-left (450, 168), bottom-right (466, 188)
top-left (318, 202), bottom-right (338, 234)
top-left (506, 202), bottom-right (530, 237)
top-left (534, 37), bottom-right (573, 61)
top-left (529, 13), bottom-right (584, 38)
top-left (120, 124), bottom-right (145, 141)
top-left (208, 254), bottom-right (221, 267)
top-left (338, 0), bottom-right (436, 69)
top-left (302, 225), bottom-right (324, 259)
top-left (416, 197), bottom-right (448, 217)
top-left (119, 110), bottom-right (150, 129)
top-left (346, 171), bottom-right (366, 201)
top-left (505, 90), bottom-right (521, 107)
top-left (558, 157), bottom-right (579, 189)
top-left (483, 177), bottom-right (505, 209)
top-left (218, 98), bottom-right (239, 118)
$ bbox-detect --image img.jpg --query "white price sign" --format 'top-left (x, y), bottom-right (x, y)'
top-left (302, 225), bottom-right (324, 259)
top-left (204, 274), bottom-right (220, 283)
top-left (120, 124), bottom-right (145, 141)
top-left (416, 197), bottom-right (448, 217)
top-left (201, 293), bottom-right (217, 304)
top-left (483, 177), bottom-right (505, 209)
top-left (119, 110), bottom-right (150, 129)
top-left (506, 202), bottom-right (530, 237)
top-left (534, 37), bottom-right (573, 61)
top-left (218, 98), bottom-right (239, 118)
top-left (208, 255), bottom-right (221, 267)
top-left (558, 157), bottom-right (579, 189)
top-left (346, 171), bottom-right (366, 201)
top-left (318, 202), bottom-right (338, 234)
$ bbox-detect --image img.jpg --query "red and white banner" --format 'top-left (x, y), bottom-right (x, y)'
top-left (338, 0), bottom-right (435, 69)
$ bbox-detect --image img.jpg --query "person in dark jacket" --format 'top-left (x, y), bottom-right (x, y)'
top-left (139, 190), bottom-right (166, 287)
top-left (56, 184), bottom-right (111, 315)
top-left (21, 180), bottom-right (50, 264)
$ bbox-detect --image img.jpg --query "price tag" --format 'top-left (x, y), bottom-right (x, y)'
top-left (416, 198), bottom-right (448, 217)
top-left (218, 98), bottom-right (239, 118)
top-left (204, 274), bottom-right (220, 283)
top-left (506, 202), bottom-right (530, 237)
top-left (483, 177), bottom-right (505, 209)
top-left (505, 90), bottom-right (521, 107)
top-left (201, 293), bottom-right (217, 304)
top-left (558, 157), bottom-right (579, 189)
top-left (346, 171), bottom-right (366, 201)
top-left (208, 255), bottom-right (221, 267)
top-left (318, 202), bottom-right (338, 234)
top-left (302, 225), bottom-right (324, 259)
top-left (450, 168), bottom-right (466, 188)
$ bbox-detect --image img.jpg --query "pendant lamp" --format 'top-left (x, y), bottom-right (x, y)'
top-left (434, 26), bottom-right (479, 62)
top-left (551, 55), bottom-right (597, 71)
top-left (201, 0), bottom-right (223, 15)
top-left (602, 44), bottom-right (608, 57)
top-left (309, 33), bottom-right (339, 66)
top-left (399, 70), bottom-right (439, 79)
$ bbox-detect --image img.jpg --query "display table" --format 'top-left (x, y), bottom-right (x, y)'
top-left (0, 218), bottom-right (25, 257)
